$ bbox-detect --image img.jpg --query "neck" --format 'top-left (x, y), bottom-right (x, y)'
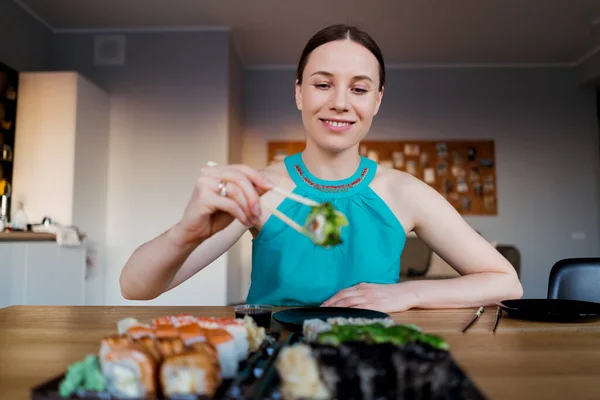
top-left (301, 141), bottom-right (362, 180)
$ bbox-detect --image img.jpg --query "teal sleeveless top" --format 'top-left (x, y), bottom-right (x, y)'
top-left (246, 152), bottom-right (407, 306)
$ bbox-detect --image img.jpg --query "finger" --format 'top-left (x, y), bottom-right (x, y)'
top-left (201, 175), bottom-right (254, 223)
top-left (230, 164), bottom-right (274, 190)
top-left (321, 285), bottom-right (364, 306)
top-left (326, 296), bottom-right (369, 308)
top-left (203, 191), bottom-right (250, 226)
top-left (215, 170), bottom-right (262, 221)
top-left (350, 303), bottom-right (380, 311)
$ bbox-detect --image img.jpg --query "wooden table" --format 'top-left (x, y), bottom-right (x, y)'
top-left (1, 305), bottom-right (599, 400)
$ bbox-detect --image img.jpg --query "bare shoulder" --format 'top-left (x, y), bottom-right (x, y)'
top-left (373, 163), bottom-right (432, 203)
top-left (369, 164), bottom-right (423, 234)
top-left (371, 164), bottom-right (447, 230)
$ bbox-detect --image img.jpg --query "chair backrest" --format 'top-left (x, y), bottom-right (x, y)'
top-left (547, 258), bottom-right (600, 302)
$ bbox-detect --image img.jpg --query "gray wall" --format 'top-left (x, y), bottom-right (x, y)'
top-left (243, 68), bottom-right (600, 299)
top-left (52, 31), bottom-right (233, 305)
top-left (0, 1), bottom-right (52, 71)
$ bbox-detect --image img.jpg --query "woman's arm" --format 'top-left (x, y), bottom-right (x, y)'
top-left (400, 175), bottom-right (523, 308)
top-left (120, 164), bottom-right (274, 300)
top-left (119, 220), bottom-right (248, 300)
top-left (322, 173), bottom-right (523, 312)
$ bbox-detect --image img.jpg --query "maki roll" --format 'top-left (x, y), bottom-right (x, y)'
top-left (304, 202), bottom-right (348, 248)
top-left (276, 341), bottom-right (463, 400)
top-left (177, 323), bottom-right (207, 346)
top-left (203, 328), bottom-right (239, 379)
top-left (99, 335), bottom-right (158, 399)
top-left (159, 346), bottom-right (222, 398)
top-left (275, 344), bottom-right (331, 400)
top-left (196, 317), bottom-right (250, 361)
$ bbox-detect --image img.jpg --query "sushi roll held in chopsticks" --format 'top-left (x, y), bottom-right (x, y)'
top-left (304, 202), bottom-right (348, 248)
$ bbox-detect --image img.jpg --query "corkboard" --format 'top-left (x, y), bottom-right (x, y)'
top-left (268, 140), bottom-right (498, 216)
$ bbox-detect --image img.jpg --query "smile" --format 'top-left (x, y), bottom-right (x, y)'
top-left (319, 119), bottom-right (356, 132)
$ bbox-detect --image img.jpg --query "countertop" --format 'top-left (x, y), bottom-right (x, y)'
top-left (0, 231), bottom-right (57, 242)
top-left (0, 305), bottom-right (599, 400)
top-left (0, 231), bottom-right (86, 242)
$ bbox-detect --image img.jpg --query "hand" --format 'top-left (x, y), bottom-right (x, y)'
top-left (320, 282), bottom-right (415, 313)
top-left (170, 163), bottom-right (273, 246)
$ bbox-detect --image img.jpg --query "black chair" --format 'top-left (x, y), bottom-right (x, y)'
top-left (547, 258), bottom-right (600, 302)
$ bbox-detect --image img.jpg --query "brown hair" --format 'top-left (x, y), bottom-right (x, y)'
top-left (296, 24), bottom-right (386, 91)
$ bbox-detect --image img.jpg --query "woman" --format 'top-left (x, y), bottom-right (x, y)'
top-left (120, 24), bottom-right (523, 312)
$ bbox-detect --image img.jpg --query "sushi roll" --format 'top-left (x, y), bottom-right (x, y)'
top-left (303, 202), bottom-right (348, 248)
top-left (126, 326), bottom-right (156, 340)
top-left (276, 340), bottom-right (462, 400)
top-left (203, 328), bottom-right (239, 379)
top-left (159, 347), bottom-right (221, 398)
top-left (99, 335), bottom-right (158, 399)
top-left (177, 323), bottom-right (207, 346)
top-left (155, 337), bottom-right (188, 359)
top-left (241, 315), bottom-right (266, 353)
top-left (117, 317), bottom-right (150, 335)
top-left (196, 317), bottom-right (249, 360)
top-left (155, 323), bottom-right (180, 339)
top-left (275, 344), bottom-right (331, 400)
top-left (302, 318), bottom-right (331, 342)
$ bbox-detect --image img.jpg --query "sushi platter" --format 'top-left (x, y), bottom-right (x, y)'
top-left (31, 313), bottom-right (279, 400)
top-left (31, 313), bottom-right (487, 400)
top-left (253, 317), bottom-right (488, 400)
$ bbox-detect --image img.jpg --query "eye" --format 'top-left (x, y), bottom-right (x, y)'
top-left (313, 83), bottom-right (330, 90)
top-left (352, 87), bottom-right (368, 94)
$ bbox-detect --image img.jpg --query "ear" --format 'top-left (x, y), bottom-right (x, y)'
top-left (295, 79), bottom-right (302, 111)
top-left (373, 86), bottom-right (384, 116)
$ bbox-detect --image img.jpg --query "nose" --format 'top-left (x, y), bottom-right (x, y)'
top-left (329, 87), bottom-right (349, 112)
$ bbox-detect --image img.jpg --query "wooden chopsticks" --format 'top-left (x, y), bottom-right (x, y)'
top-left (462, 306), bottom-right (485, 333)
top-left (461, 306), bottom-right (503, 333)
top-left (205, 161), bottom-right (317, 240)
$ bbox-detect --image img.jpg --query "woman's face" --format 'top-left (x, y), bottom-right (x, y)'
top-left (296, 39), bottom-right (383, 154)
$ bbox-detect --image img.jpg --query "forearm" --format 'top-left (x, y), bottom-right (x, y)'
top-left (119, 224), bottom-right (201, 300)
top-left (402, 272), bottom-right (523, 310)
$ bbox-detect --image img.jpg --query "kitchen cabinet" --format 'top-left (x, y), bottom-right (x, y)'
top-left (0, 239), bottom-right (88, 308)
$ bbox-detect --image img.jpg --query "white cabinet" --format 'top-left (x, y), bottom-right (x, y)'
top-left (7, 71), bottom-right (110, 307)
top-left (0, 241), bottom-right (87, 307)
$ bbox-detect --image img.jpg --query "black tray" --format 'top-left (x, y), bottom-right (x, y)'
top-left (247, 332), bottom-right (488, 400)
top-left (498, 299), bottom-right (600, 322)
top-left (31, 332), bottom-right (282, 400)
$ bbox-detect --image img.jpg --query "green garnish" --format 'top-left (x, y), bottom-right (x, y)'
top-left (59, 354), bottom-right (106, 397)
top-left (304, 202), bottom-right (349, 248)
top-left (315, 323), bottom-right (449, 350)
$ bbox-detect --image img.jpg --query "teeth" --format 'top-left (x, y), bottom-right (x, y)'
top-left (325, 120), bottom-right (351, 127)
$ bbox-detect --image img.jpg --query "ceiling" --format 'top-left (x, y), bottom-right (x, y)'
top-left (15, 0), bottom-right (600, 68)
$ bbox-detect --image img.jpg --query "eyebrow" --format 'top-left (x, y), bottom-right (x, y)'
top-left (310, 71), bottom-right (373, 83)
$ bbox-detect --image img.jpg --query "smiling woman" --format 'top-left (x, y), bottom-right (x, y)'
top-left (119, 24), bottom-right (523, 312)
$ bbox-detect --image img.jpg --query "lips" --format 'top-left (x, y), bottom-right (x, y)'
top-left (319, 118), bottom-right (355, 127)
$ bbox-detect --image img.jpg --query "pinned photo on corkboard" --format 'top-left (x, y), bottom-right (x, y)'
top-left (267, 140), bottom-right (498, 215)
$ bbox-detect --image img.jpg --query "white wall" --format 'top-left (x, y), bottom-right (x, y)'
top-left (226, 38), bottom-right (246, 305)
top-left (72, 74), bottom-right (110, 305)
top-left (52, 31), bottom-right (232, 305)
top-left (243, 67), bottom-right (600, 299)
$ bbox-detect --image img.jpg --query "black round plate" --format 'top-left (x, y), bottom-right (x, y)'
top-left (272, 307), bottom-right (390, 332)
top-left (498, 299), bottom-right (600, 322)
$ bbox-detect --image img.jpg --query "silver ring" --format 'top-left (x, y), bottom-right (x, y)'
top-left (217, 181), bottom-right (228, 197)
